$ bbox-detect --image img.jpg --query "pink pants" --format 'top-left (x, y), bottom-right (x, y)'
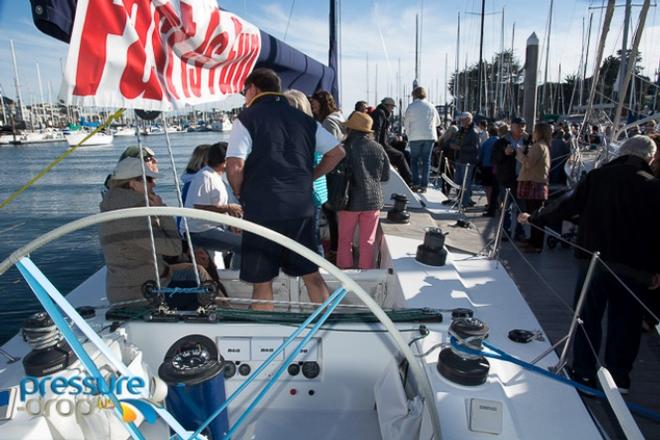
top-left (337, 210), bottom-right (380, 269)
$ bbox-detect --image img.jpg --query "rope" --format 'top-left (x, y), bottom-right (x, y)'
top-left (0, 108), bottom-right (125, 210)
top-left (450, 337), bottom-right (660, 423)
top-left (134, 115), bottom-right (162, 290)
top-left (161, 117), bottom-right (201, 286)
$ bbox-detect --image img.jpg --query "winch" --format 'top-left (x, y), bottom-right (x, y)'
top-left (416, 227), bottom-right (448, 266)
top-left (387, 193), bottom-right (411, 224)
top-left (437, 317), bottom-right (490, 386)
top-left (21, 312), bottom-right (76, 377)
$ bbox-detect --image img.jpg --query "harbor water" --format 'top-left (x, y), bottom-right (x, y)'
top-left (0, 132), bottom-right (228, 343)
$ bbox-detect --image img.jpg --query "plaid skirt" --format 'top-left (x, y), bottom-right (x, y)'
top-left (517, 180), bottom-right (548, 200)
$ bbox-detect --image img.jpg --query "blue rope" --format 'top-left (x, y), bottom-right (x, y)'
top-left (450, 337), bottom-right (660, 423)
top-left (223, 288), bottom-right (349, 439)
top-left (16, 258), bottom-right (146, 440)
top-left (183, 287), bottom-right (348, 440)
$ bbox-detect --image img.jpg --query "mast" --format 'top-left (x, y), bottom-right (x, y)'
top-left (10, 40), bottom-right (25, 124)
top-left (617, 0), bottom-right (633, 100)
top-left (583, 0), bottom-right (616, 134)
top-left (509, 22), bottom-right (516, 116)
top-left (580, 13), bottom-right (594, 108)
top-left (477, 0), bottom-right (486, 115)
top-left (0, 84), bottom-right (6, 126)
top-left (415, 14), bottom-right (420, 87)
top-left (444, 52), bottom-right (448, 106)
top-left (375, 63), bottom-right (379, 104)
top-left (329, 0), bottom-right (341, 106)
top-left (366, 53), bottom-right (370, 104)
top-left (542, 0), bottom-right (554, 115)
top-left (36, 64), bottom-right (46, 128)
top-left (496, 7), bottom-right (505, 116)
top-left (47, 81), bottom-right (56, 127)
top-left (612, 0), bottom-right (651, 135)
top-left (455, 12), bottom-right (461, 113)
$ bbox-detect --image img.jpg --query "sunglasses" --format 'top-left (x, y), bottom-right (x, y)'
top-left (144, 155), bottom-right (156, 162)
top-left (136, 176), bottom-right (155, 183)
top-left (239, 84), bottom-right (250, 96)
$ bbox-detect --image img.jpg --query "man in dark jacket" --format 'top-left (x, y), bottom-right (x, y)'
top-left (226, 68), bottom-right (345, 310)
top-left (450, 112), bottom-right (480, 206)
top-left (519, 135), bottom-right (660, 391)
top-left (492, 117), bottom-right (530, 239)
top-left (371, 97), bottom-right (412, 185)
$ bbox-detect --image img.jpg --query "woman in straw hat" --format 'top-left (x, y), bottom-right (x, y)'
top-left (336, 112), bottom-right (390, 269)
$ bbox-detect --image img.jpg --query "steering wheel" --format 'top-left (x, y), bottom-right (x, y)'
top-left (0, 207), bottom-right (442, 439)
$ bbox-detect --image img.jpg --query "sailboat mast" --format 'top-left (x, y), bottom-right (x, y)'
top-left (444, 52), bottom-right (448, 106)
top-left (542, 0), bottom-right (554, 115)
top-left (477, 0), bottom-right (486, 115)
top-left (47, 81), bottom-right (56, 127)
top-left (455, 12), bottom-right (461, 113)
top-left (329, 0), bottom-right (341, 105)
top-left (10, 40), bottom-right (25, 124)
top-left (415, 14), bottom-right (420, 86)
top-left (496, 7), bottom-right (505, 116)
top-left (36, 64), bottom-right (46, 128)
top-left (366, 53), bottom-right (370, 104)
top-left (612, 0), bottom-right (651, 135)
top-left (580, 13), bottom-right (594, 108)
top-left (0, 84), bottom-right (6, 126)
top-left (617, 0), bottom-right (633, 100)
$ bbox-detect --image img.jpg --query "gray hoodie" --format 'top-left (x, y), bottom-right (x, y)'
top-left (99, 188), bottom-right (181, 304)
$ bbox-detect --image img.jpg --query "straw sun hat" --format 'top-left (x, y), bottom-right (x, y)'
top-left (345, 112), bottom-right (374, 133)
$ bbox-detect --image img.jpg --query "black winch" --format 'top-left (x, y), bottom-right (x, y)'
top-left (387, 193), bottom-right (410, 224)
top-left (22, 312), bottom-right (76, 377)
top-left (416, 227), bottom-right (448, 266)
top-left (437, 317), bottom-right (490, 386)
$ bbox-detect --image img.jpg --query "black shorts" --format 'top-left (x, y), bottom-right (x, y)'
top-left (240, 217), bottom-right (319, 283)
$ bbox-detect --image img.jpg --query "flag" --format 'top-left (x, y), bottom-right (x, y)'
top-left (60, 0), bottom-right (261, 111)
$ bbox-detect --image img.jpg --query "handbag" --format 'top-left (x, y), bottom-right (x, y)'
top-left (326, 145), bottom-right (352, 211)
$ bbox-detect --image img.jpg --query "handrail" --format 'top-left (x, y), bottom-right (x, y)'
top-left (0, 207), bottom-right (443, 439)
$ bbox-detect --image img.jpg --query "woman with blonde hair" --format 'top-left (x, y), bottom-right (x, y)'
top-left (284, 89), bottom-right (328, 256)
top-left (516, 122), bottom-right (551, 252)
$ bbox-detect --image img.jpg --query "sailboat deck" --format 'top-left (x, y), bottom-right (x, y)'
top-left (448, 201), bottom-right (660, 438)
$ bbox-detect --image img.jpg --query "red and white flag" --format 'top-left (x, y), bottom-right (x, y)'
top-left (60, 0), bottom-right (261, 110)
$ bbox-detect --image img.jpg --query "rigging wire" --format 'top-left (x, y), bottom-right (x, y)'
top-left (283, 0), bottom-right (296, 42)
top-left (370, 0), bottom-right (393, 78)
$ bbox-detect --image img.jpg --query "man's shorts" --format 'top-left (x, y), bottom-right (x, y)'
top-left (240, 216), bottom-right (319, 283)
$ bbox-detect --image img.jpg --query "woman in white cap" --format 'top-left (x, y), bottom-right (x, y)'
top-left (336, 112), bottom-right (390, 269)
top-left (99, 157), bottom-right (209, 304)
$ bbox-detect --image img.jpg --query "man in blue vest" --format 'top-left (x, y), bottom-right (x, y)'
top-left (226, 68), bottom-right (346, 310)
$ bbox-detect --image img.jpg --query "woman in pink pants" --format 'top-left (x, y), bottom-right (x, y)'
top-left (337, 112), bottom-right (390, 269)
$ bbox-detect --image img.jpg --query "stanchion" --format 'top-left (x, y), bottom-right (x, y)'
top-left (488, 188), bottom-right (510, 259)
top-left (455, 163), bottom-right (471, 228)
top-left (553, 251), bottom-right (600, 372)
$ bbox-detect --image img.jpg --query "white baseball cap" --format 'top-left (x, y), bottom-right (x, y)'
top-left (111, 157), bottom-right (159, 180)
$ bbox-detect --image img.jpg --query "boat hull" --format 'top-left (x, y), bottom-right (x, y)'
top-left (65, 132), bottom-right (114, 146)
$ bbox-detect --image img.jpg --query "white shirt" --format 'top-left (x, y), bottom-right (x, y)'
top-left (404, 99), bottom-right (441, 141)
top-left (183, 166), bottom-right (229, 233)
top-left (227, 120), bottom-right (340, 160)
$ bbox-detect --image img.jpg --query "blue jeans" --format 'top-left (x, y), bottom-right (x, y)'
top-left (190, 228), bottom-right (242, 269)
top-left (454, 162), bottom-right (475, 205)
top-left (409, 140), bottom-right (435, 188)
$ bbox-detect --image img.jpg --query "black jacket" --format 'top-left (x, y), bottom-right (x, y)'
top-left (492, 133), bottom-right (530, 186)
top-left (371, 104), bottom-right (392, 148)
top-left (344, 132), bottom-right (390, 211)
top-left (531, 155), bottom-right (660, 275)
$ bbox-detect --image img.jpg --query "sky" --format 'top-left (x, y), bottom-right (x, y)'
top-left (0, 0), bottom-right (658, 112)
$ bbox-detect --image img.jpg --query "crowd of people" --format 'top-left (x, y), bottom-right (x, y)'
top-left (97, 68), bottom-right (659, 392)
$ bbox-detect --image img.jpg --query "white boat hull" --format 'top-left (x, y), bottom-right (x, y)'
top-left (65, 132), bottom-right (114, 146)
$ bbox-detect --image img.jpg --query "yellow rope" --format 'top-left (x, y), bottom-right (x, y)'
top-left (0, 108), bottom-right (126, 210)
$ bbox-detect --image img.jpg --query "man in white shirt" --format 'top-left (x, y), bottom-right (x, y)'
top-left (404, 86), bottom-right (441, 192)
top-left (185, 142), bottom-right (243, 268)
top-left (226, 68), bottom-right (345, 311)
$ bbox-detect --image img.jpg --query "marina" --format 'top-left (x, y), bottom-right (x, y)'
top-left (0, 0), bottom-right (659, 439)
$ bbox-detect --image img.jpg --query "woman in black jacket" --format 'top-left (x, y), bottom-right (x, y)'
top-left (336, 112), bottom-right (390, 269)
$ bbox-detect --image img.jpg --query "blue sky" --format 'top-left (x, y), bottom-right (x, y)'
top-left (0, 0), bottom-right (658, 110)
